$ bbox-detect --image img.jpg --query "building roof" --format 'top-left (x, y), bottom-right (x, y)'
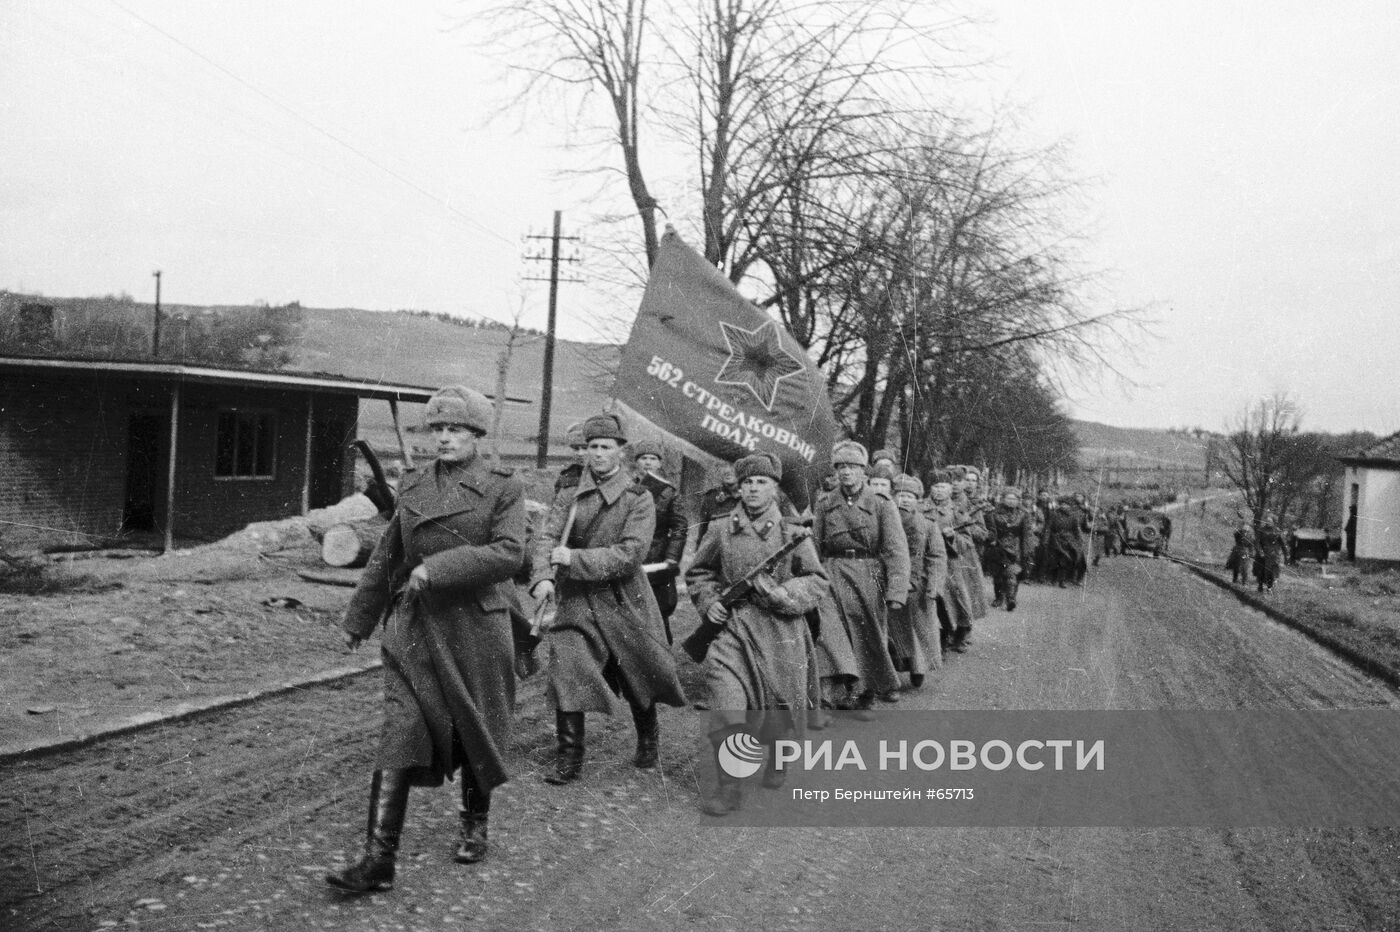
top-left (1338, 430), bottom-right (1400, 468)
top-left (0, 355), bottom-right (531, 405)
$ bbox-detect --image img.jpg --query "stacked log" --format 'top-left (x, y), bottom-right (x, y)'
top-left (320, 519), bottom-right (388, 568)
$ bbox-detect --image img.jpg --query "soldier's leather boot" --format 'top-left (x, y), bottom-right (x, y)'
top-left (326, 769), bottom-right (411, 894)
top-left (544, 711), bottom-right (585, 784)
top-left (454, 776), bottom-right (490, 864)
top-left (629, 700), bottom-right (659, 769)
top-left (700, 728), bottom-right (745, 816)
top-left (951, 628), bottom-right (971, 653)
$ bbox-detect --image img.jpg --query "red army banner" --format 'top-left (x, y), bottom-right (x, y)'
top-left (613, 228), bottom-right (837, 510)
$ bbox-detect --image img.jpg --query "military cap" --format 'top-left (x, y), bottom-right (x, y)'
top-left (631, 439), bottom-right (664, 460)
top-left (564, 421), bottom-right (586, 446)
top-left (582, 413), bottom-right (627, 443)
top-left (735, 451), bottom-right (782, 483)
top-left (424, 385), bottom-right (491, 434)
top-left (871, 449), bottom-right (897, 466)
top-left (831, 440), bottom-right (869, 467)
top-left (893, 473), bottom-right (924, 497)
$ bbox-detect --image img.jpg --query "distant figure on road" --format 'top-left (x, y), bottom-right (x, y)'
top-left (1254, 514), bottom-right (1286, 593)
top-left (1345, 505), bottom-right (1358, 562)
top-left (1227, 521), bottom-right (1255, 585)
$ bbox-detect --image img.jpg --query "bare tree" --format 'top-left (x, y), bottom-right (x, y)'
top-left (1220, 393), bottom-right (1305, 527)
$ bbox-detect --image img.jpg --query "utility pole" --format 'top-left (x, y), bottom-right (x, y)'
top-left (152, 270), bottom-right (163, 358)
top-left (523, 211), bottom-right (581, 468)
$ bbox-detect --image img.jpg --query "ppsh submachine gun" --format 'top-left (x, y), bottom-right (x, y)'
top-left (681, 530), bottom-right (811, 664)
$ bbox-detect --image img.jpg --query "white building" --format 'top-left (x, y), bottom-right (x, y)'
top-left (1339, 433), bottom-right (1400, 569)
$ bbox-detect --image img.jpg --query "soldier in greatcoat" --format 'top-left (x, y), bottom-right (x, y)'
top-left (1046, 497), bottom-right (1090, 587)
top-left (891, 474), bottom-right (945, 688)
top-left (553, 421), bottom-right (588, 503)
top-left (696, 464), bottom-right (741, 541)
top-left (530, 413), bottom-right (687, 783)
top-left (1227, 521), bottom-right (1255, 584)
top-left (1254, 513), bottom-right (1286, 593)
top-left (929, 475), bottom-right (977, 652)
top-left (686, 452), bottom-right (830, 815)
top-left (813, 440), bottom-right (910, 713)
top-left (950, 474), bottom-right (990, 618)
top-left (985, 489), bottom-right (1035, 612)
top-left (630, 439), bottom-right (687, 644)
top-left (327, 386), bottom-right (531, 894)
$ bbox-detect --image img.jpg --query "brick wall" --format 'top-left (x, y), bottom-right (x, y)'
top-left (0, 373), bottom-right (131, 541)
top-left (2, 372), bottom-right (360, 545)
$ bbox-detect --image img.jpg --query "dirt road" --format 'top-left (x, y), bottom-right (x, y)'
top-left (5, 556), bottom-right (1399, 931)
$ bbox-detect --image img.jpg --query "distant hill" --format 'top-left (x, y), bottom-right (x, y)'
top-left (291, 306), bottom-right (618, 449)
top-left (1071, 419), bottom-right (1209, 470)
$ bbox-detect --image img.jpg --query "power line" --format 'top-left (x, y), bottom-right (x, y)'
top-left (102, 0), bottom-right (516, 249)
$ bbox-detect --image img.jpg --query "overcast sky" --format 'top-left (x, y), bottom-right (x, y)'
top-left (2, 1), bottom-right (1397, 433)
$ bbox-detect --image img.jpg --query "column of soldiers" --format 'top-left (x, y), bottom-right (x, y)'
top-left (326, 398), bottom-right (1123, 892)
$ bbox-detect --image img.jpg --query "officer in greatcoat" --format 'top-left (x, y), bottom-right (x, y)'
top-left (631, 439), bottom-right (687, 644)
top-left (891, 473), bottom-right (945, 688)
top-left (327, 386), bottom-right (531, 894)
top-left (1046, 497), bottom-right (1090, 587)
top-left (530, 413), bottom-right (687, 783)
top-left (985, 488), bottom-right (1035, 612)
top-left (686, 452), bottom-right (829, 815)
top-left (813, 440), bottom-right (909, 713)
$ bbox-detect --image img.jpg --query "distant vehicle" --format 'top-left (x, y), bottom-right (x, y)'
top-left (1122, 509), bottom-right (1170, 558)
top-left (1290, 528), bottom-right (1338, 564)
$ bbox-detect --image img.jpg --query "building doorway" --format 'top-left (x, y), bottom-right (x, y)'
top-left (122, 413), bottom-right (164, 532)
top-left (308, 417), bottom-right (351, 509)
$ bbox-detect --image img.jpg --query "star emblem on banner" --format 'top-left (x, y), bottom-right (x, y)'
top-left (714, 320), bottom-right (805, 411)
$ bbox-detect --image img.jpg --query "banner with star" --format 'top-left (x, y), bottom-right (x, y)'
top-left (613, 228), bottom-right (837, 510)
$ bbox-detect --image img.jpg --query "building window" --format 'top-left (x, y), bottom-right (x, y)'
top-left (215, 410), bottom-right (277, 479)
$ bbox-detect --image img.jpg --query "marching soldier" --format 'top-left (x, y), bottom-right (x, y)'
top-left (1227, 520), bottom-right (1255, 585)
top-left (686, 452), bottom-right (829, 815)
top-left (1046, 497), bottom-right (1090, 587)
top-left (1254, 513), bottom-right (1286, 593)
top-left (631, 439), bottom-right (688, 644)
top-left (950, 472), bottom-right (990, 618)
top-left (696, 463), bottom-right (741, 541)
top-left (328, 386), bottom-right (530, 893)
top-left (529, 413), bottom-right (686, 783)
top-left (813, 440), bottom-right (909, 714)
top-left (891, 474), bottom-right (945, 688)
top-left (553, 421), bottom-right (587, 502)
top-left (985, 489), bottom-right (1035, 612)
top-left (929, 474), bottom-right (977, 653)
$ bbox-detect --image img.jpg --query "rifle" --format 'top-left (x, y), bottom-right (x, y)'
top-left (351, 440), bottom-right (395, 516)
top-left (681, 530), bottom-right (810, 664)
top-left (530, 501), bottom-right (578, 638)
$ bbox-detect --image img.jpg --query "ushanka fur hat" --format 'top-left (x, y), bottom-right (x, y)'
top-left (631, 439), bottom-right (664, 460)
top-left (831, 440), bottom-right (869, 467)
top-left (735, 451), bottom-right (782, 483)
top-left (582, 413), bottom-right (627, 443)
top-left (893, 473), bottom-right (924, 497)
top-left (424, 385), bottom-right (491, 434)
